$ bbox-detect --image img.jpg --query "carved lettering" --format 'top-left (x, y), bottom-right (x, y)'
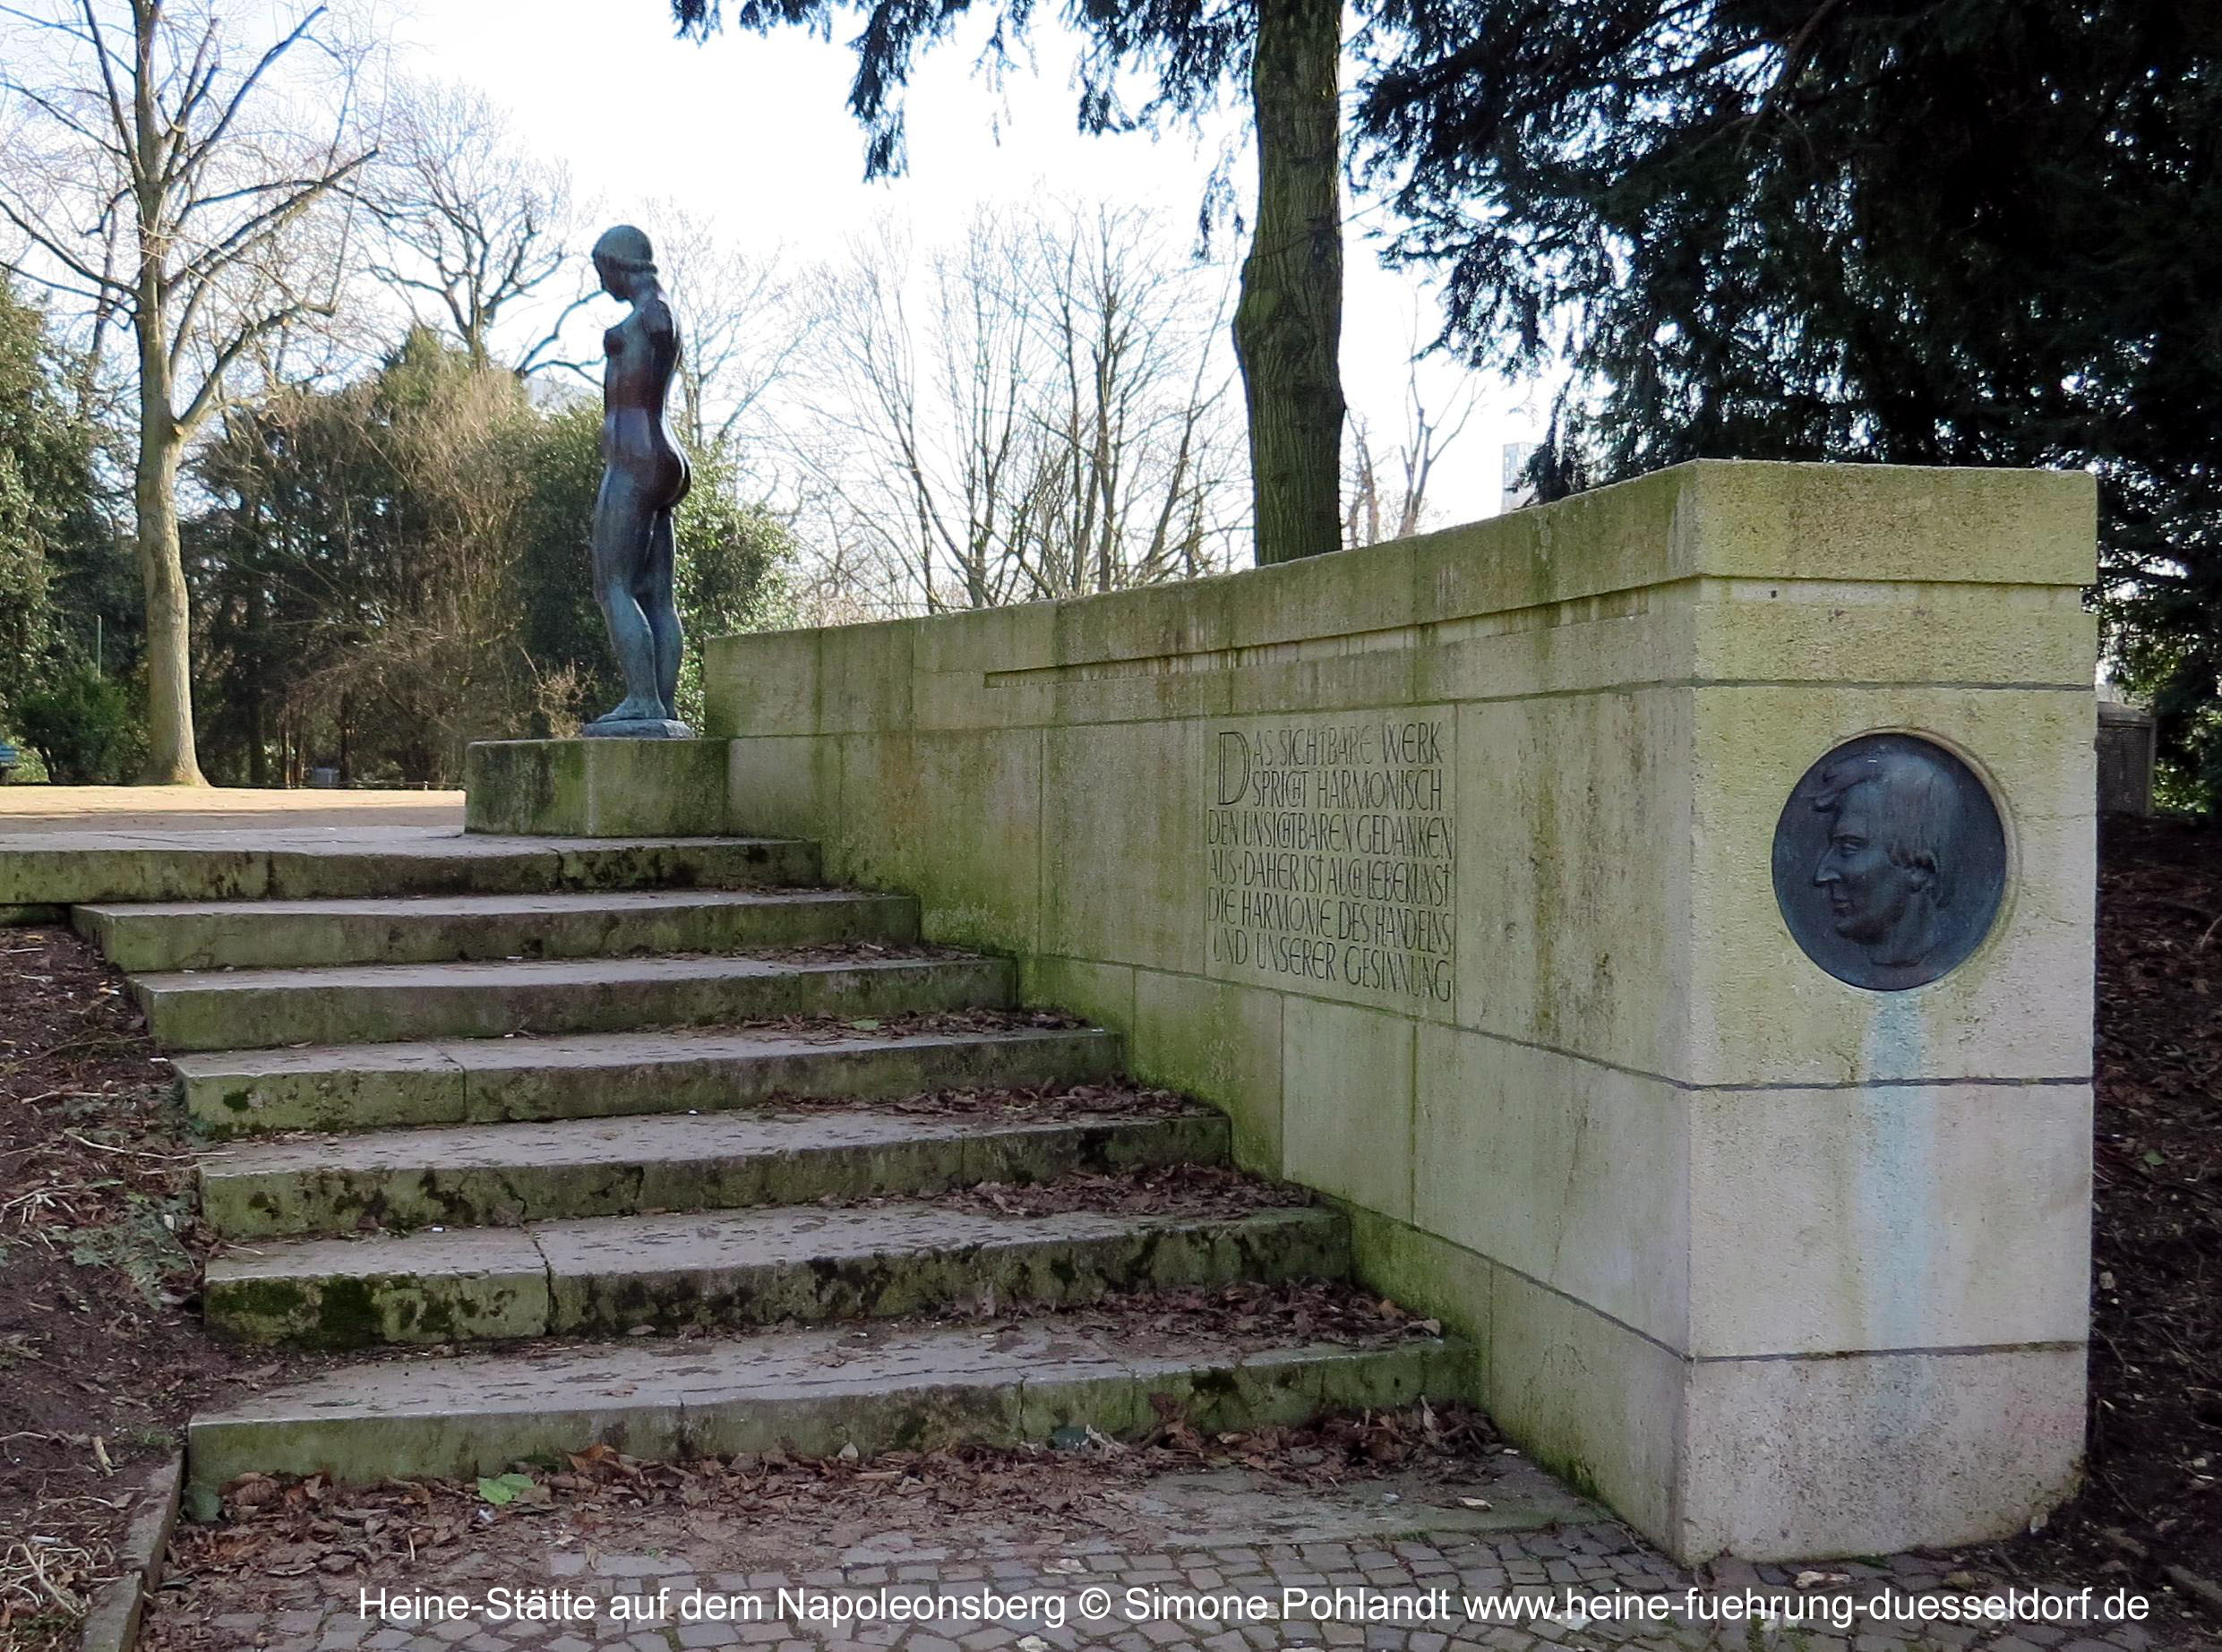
top-left (1205, 718), bottom-right (1456, 1009)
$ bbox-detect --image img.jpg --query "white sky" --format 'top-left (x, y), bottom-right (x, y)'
top-left (384, 0), bottom-right (1542, 529)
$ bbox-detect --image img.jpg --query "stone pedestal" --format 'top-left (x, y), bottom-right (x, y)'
top-left (2097, 699), bottom-right (2155, 816)
top-left (464, 738), bottom-right (727, 837)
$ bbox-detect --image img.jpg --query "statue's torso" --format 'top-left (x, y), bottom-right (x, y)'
top-left (602, 299), bottom-right (689, 505)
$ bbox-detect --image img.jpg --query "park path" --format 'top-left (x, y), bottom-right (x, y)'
top-left (0, 783), bottom-right (465, 833)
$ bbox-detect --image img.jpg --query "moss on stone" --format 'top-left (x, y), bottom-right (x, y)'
top-left (313, 1277), bottom-right (383, 1348)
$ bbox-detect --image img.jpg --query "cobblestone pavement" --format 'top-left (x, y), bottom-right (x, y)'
top-left (150, 1518), bottom-right (2216, 1651)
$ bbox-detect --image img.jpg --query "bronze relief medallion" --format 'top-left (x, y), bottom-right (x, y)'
top-left (1771, 732), bottom-right (2008, 991)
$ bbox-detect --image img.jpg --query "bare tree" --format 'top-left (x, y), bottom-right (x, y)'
top-left (1344, 354), bottom-right (1479, 548)
top-left (0, 0), bottom-right (371, 783)
top-left (791, 203), bottom-right (1244, 617)
top-left (1017, 205), bottom-right (1239, 599)
top-left (367, 80), bottom-right (581, 373)
top-left (797, 217), bottom-right (1026, 612)
top-left (644, 201), bottom-right (809, 459)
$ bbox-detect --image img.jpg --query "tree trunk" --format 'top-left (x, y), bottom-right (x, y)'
top-left (245, 583), bottom-right (268, 788)
top-left (1235, 0), bottom-right (1346, 566)
top-left (131, 0), bottom-right (205, 785)
top-left (133, 364), bottom-right (205, 785)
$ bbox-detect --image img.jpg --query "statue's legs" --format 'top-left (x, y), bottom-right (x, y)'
top-left (589, 470), bottom-right (669, 723)
top-left (639, 508), bottom-right (683, 722)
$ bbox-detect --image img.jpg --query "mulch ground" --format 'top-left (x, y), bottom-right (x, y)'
top-left (4, 815), bottom-right (2221, 1646)
top-left (1962, 815), bottom-right (2222, 1596)
top-left (0, 927), bottom-right (271, 1650)
top-left (0, 936), bottom-right (1362, 1648)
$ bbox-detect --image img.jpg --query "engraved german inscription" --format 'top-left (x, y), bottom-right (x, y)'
top-left (1204, 717), bottom-right (1456, 1009)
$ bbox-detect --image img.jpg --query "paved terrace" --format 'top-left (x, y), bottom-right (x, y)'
top-left (0, 784), bottom-right (464, 835)
top-left (0, 785), bottom-right (729, 914)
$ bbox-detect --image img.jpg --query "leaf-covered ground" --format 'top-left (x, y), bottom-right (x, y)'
top-left (0, 927), bottom-right (258, 1651)
top-left (2037, 817), bottom-right (2222, 1578)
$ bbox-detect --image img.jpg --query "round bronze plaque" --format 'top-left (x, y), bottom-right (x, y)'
top-left (1771, 733), bottom-right (2007, 991)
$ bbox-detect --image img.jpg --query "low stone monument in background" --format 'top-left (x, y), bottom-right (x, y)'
top-left (2097, 699), bottom-right (2156, 816)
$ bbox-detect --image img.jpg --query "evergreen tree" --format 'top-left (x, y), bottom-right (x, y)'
top-left (0, 453), bottom-right (56, 712)
top-left (0, 282), bottom-right (109, 727)
top-left (188, 329), bottom-right (522, 783)
top-left (1351, 0), bottom-right (2222, 801)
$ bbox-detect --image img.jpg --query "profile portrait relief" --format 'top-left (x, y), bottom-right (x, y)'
top-left (1771, 733), bottom-right (2007, 991)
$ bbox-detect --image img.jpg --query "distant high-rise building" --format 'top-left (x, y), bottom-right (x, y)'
top-left (1501, 442), bottom-right (1540, 513)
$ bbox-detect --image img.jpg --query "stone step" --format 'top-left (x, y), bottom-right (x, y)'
top-left (200, 1102), bottom-right (1231, 1238)
top-left (203, 1200), bottom-right (1346, 1347)
top-left (186, 1321), bottom-right (1471, 1487)
top-left (0, 828), bottom-right (819, 909)
top-left (134, 952), bottom-right (1015, 1053)
top-left (177, 1023), bottom-right (1124, 1136)
top-left (76, 888), bottom-right (919, 972)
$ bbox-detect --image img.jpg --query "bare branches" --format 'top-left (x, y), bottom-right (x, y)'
top-left (177, 294), bottom-right (327, 432)
top-left (71, 0), bottom-right (131, 161)
top-left (0, 195), bottom-right (128, 297)
top-left (1344, 330), bottom-right (1479, 548)
top-left (179, 4), bottom-right (328, 182)
top-left (788, 201), bottom-right (1245, 620)
top-left (649, 201), bottom-right (811, 456)
top-left (172, 150), bottom-right (367, 300)
top-left (0, 0), bottom-right (374, 783)
top-left (2, 0), bottom-right (373, 400)
top-left (510, 287), bottom-right (600, 380)
top-left (363, 79), bottom-right (577, 371)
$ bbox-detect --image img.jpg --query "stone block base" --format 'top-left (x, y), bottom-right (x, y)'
top-left (1345, 1207), bottom-right (2084, 1562)
top-left (464, 739), bottom-right (727, 837)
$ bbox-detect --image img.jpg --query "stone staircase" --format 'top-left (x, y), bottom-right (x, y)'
top-left (70, 832), bottom-right (1467, 1493)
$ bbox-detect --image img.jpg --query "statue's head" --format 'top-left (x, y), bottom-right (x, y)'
top-left (1808, 746), bottom-right (1962, 966)
top-left (592, 225), bottom-right (657, 299)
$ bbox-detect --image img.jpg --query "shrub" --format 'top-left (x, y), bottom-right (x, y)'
top-left (15, 663), bottom-right (138, 783)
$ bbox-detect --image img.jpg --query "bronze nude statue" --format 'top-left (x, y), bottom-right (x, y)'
top-left (583, 225), bottom-right (693, 738)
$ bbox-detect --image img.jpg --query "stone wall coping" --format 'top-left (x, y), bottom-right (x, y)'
top-left (713, 461), bottom-right (2097, 680)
